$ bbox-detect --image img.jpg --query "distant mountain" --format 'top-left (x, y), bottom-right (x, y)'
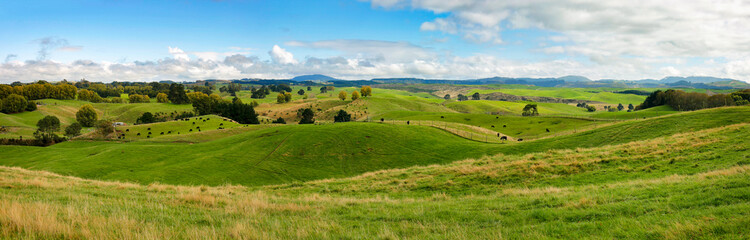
top-left (557, 75), bottom-right (592, 82)
top-left (659, 76), bottom-right (736, 84)
top-left (291, 74), bottom-right (338, 81)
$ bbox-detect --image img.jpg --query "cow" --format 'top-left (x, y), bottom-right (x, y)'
top-left (137, 133), bottom-right (141, 136)
top-left (503, 125), bottom-right (507, 128)
top-left (501, 136), bottom-right (508, 140)
top-left (546, 128), bottom-right (550, 132)
top-left (148, 132), bottom-right (151, 135)
top-left (147, 127), bottom-right (151, 130)
top-left (517, 138), bottom-right (523, 142)
top-left (192, 122), bottom-right (196, 125)
top-left (407, 121), bottom-right (410, 125)
top-left (491, 125), bottom-right (495, 128)
top-left (160, 132), bottom-right (164, 135)
top-left (125, 129), bottom-right (129, 132)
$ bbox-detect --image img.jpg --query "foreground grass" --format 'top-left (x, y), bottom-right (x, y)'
top-left (1, 123), bottom-right (748, 239)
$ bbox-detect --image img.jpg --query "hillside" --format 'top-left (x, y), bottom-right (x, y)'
top-left (1, 123), bottom-right (747, 239)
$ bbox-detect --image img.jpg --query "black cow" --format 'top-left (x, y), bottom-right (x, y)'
top-left (501, 136), bottom-right (508, 140)
top-left (546, 128), bottom-right (550, 132)
top-left (160, 132), bottom-right (164, 135)
top-left (147, 127), bottom-right (151, 130)
top-left (148, 132), bottom-right (151, 135)
top-left (517, 138), bottom-right (523, 142)
top-left (192, 122), bottom-right (195, 125)
top-left (189, 129), bottom-right (193, 132)
top-left (125, 129), bottom-right (129, 132)
top-left (503, 125), bottom-right (507, 128)
top-left (407, 121), bottom-right (410, 125)
top-left (491, 125), bottom-right (495, 128)
top-left (137, 133), bottom-right (141, 136)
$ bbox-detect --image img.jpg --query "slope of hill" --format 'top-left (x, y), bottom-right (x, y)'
top-left (0, 123), bottom-right (747, 239)
top-left (0, 123), bottom-right (502, 186)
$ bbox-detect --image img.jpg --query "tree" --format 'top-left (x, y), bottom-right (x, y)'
top-left (1, 94), bottom-right (27, 113)
top-left (444, 94), bottom-right (451, 100)
top-left (320, 86), bottom-right (328, 94)
top-left (156, 93), bottom-right (169, 103)
top-left (617, 103), bottom-right (624, 111)
top-left (307, 86), bottom-right (312, 91)
top-left (96, 120), bottom-right (115, 136)
top-left (137, 112), bottom-right (156, 124)
top-left (628, 103), bottom-right (634, 111)
top-left (522, 104), bottom-right (539, 116)
top-left (297, 89), bottom-right (305, 95)
top-left (471, 92), bottom-right (481, 100)
top-left (76, 104), bottom-right (98, 127)
top-left (36, 115), bottom-right (61, 133)
top-left (168, 83), bottom-right (190, 104)
top-left (333, 110), bottom-right (351, 122)
top-left (586, 106), bottom-right (596, 112)
top-left (284, 92), bottom-right (292, 102)
top-left (351, 91), bottom-right (360, 100)
top-left (65, 122), bottom-right (82, 137)
top-left (298, 108), bottom-right (315, 124)
top-left (338, 91), bottom-right (347, 101)
top-left (277, 93), bottom-right (286, 103)
top-left (128, 94), bottom-right (150, 103)
top-left (360, 86), bottom-right (372, 97)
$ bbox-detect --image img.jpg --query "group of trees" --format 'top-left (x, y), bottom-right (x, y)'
top-left (320, 86), bottom-right (335, 93)
top-left (456, 94), bottom-right (469, 101)
top-left (250, 86), bottom-right (271, 99)
top-left (190, 93), bottom-right (259, 124)
top-left (576, 102), bottom-right (597, 112)
top-left (637, 89), bottom-right (750, 111)
top-left (0, 81), bottom-right (77, 100)
top-left (268, 84), bottom-right (293, 93)
top-left (277, 92), bottom-right (293, 103)
top-left (218, 82), bottom-right (243, 96)
top-left (334, 110), bottom-right (351, 122)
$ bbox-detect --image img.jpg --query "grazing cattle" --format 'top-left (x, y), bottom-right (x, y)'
top-left (203, 120), bottom-right (206, 122)
top-left (168, 131), bottom-right (171, 134)
top-left (189, 129), bottom-right (193, 132)
top-left (137, 133), bottom-right (141, 136)
top-left (407, 121), bottom-right (410, 125)
top-left (160, 132), bottom-right (164, 135)
top-left (219, 123), bottom-right (223, 126)
top-left (500, 136), bottom-right (508, 140)
top-left (517, 138), bottom-right (523, 142)
top-left (125, 129), bottom-right (129, 132)
top-left (148, 132), bottom-right (152, 135)
top-left (147, 135), bottom-right (151, 138)
top-left (147, 128), bottom-right (151, 130)
top-left (121, 134), bottom-right (125, 137)
top-left (196, 126), bottom-right (200, 129)
top-left (503, 125), bottom-right (507, 128)
top-left (496, 116), bottom-right (499, 119)
top-left (206, 118), bottom-right (210, 120)
top-left (491, 125), bottom-right (495, 128)
top-left (199, 117), bottom-right (202, 120)
top-left (440, 116), bottom-right (444, 119)
top-left (546, 128), bottom-right (550, 132)
top-left (192, 122), bottom-right (195, 125)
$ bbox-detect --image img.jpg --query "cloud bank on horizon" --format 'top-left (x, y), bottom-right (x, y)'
top-left (1, 0), bottom-right (750, 83)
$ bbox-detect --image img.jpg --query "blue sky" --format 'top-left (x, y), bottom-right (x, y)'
top-left (1, 0), bottom-right (749, 82)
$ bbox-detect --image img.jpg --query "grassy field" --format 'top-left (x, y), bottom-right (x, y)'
top-left (445, 100), bottom-right (590, 116)
top-left (0, 122), bottom-right (747, 239)
top-left (0, 123), bottom-right (504, 187)
top-left (469, 86), bottom-right (647, 104)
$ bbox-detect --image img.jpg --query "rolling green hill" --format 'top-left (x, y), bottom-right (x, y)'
top-left (470, 87), bottom-right (647, 104)
top-left (0, 123), bottom-right (502, 186)
top-left (0, 122), bottom-right (747, 239)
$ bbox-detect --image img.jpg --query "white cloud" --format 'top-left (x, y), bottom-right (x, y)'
top-left (168, 46), bottom-right (190, 61)
top-left (268, 45), bottom-right (298, 64)
top-left (286, 39), bottom-right (435, 62)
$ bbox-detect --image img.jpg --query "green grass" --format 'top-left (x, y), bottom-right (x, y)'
top-left (378, 111), bottom-right (601, 139)
top-left (591, 105), bottom-right (678, 119)
top-left (113, 115), bottom-right (241, 140)
top-left (470, 86), bottom-right (647, 104)
top-left (0, 122), bottom-right (747, 239)
top-left (446, 100), bottom-right (589, 116)
top-left (0, 123), bottom-right (503, 187)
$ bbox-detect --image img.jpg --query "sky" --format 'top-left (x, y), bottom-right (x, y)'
top-left (1, 0), bottom-right (750, 83)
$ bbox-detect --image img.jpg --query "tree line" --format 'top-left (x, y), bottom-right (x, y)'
top-left (636, 89), bottom-right (750, 111)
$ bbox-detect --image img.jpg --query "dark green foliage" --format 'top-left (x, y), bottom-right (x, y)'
top-left (137, 112), bottom-right (156, 124)
top-left (65, 122), bottom-right (82, 137)
top-left (76, 105), bottom-right (98, 127)
top-left (25, 101), bottom-right (37, 111)
top-left (587, 106), bottom-right (596, 112)
top-left (320, 86), bottom-right (328, 93)
top-left (334, 110), bottom-right (351, 122)
top-left (617, 103), bottom-right (624, 111)
top-left (168, 83), bottom-right (190, 104)
top-left (1, 94), bottom-right (27, 113)
top-left (457, 94), bottom-right (468, 101)
top-left (272, 117), bottom-right (286, 124)
top-left (444, 94), bottom-right (450, 100)
top-left (192, 85), bottom-right (212, 95)
top-left (471, 92), bottom-right (481, 100)
top-left (522, 104), bottom-right (539, 116)
top-left (269, 84), bottom-right (292, 93)
top-left (297, 89), bottom-right (305, 95)
top-left (251, 86), bottom-right (270, 99)
top-left (36, 115), bottom-right (61, 133)
top-left (218, 101), bottom-right (260, 124)
top-left (298, 108), bottom-right (315, 124)
top-left (637, 89), bottom-right (748, 111)
top-left (96, 120), bottom-right (115, 136)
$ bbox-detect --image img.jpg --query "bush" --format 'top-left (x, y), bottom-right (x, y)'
top-left (76, 104), bottom-right (98, 127)
top-left (333, 110), bottom-right (351, 122)
top-left (351, 91), bottom-right (360, 100)
top-left (522, 104), bottom-right (539, 116)
top-left (137, 112), bottom-right (156, 124)
top-left (272, 117), bottom-right (286, 124)
top-left (129, 94), bottom-right (150, 103)
top-left (586, 106), bottom-right (596, 112)
top-left (25, 101), bottom-right (37, 111)
top-left (65, 122), bottom-right (82, 137)
top-left (96, 120), bottom-right (115, 136)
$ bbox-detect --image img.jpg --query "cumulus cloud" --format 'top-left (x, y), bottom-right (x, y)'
top-left (286, 39), bottom-right (435, 62)
top-left (168, 46), bottom-right (190, 61)
top-left (268, 45), bottom-right (298, 64)
top-left (368, 0), bottom-right (750, 59)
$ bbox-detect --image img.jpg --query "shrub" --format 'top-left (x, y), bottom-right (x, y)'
top-left (25, 101), bottom-right (37, 111)
top-left (298, 108), bottom-right (315, 124)
top-left (351, 91), bottom-right (360, 100)
top-left (65, 122), bottom-right (82, 137)
top-left (272, 117), bottom-right (286, 124)
top-left (36, 115), bottom-right (61, 133)
top-left (1, 94), bottom-right (27, 113)
top-left (96, 120), bottom-right (115, 136)
top-left (156, 93), bottom-right (169, 103)
top-left (334, 110), bottom-right (351, 122)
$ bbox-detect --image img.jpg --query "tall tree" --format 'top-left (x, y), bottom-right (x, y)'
top-left (167, 83), bottom-right (190, 104)
top-left (298, 108), bottom-right (315, 124)
top-left (351, 91), bottom-right (360, 100)
top-left (338, 91), bottom-right (347, 101)
top-left (36, 115), bottom-right (61, 133)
